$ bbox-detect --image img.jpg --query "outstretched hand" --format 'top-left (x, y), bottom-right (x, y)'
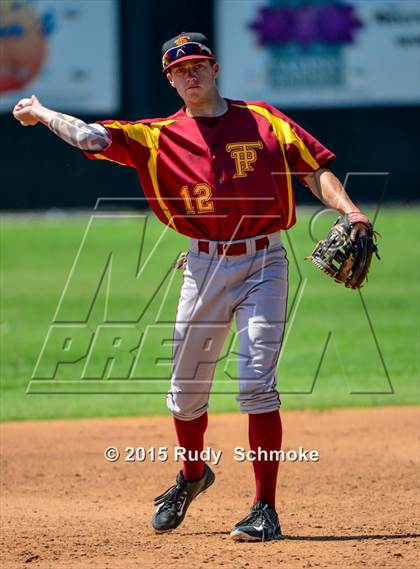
top-left (12, 95), bottom-right (43, 127)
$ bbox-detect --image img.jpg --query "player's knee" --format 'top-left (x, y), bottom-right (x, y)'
top-left (237, 352), bottom-right (279, 386)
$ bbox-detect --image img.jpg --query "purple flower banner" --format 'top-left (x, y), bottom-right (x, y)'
top-left (250, 1), bottom-right (363, 47)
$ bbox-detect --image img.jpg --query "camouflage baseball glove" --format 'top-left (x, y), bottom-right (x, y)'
top-left (306, 212), bottom-right (380, 289)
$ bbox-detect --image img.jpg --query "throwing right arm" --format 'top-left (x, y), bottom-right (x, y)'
top-left (12, 95), bottom-right (111, 152)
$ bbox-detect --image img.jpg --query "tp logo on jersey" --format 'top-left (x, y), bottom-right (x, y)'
top-left (226, 141), bottom-right (264, 179)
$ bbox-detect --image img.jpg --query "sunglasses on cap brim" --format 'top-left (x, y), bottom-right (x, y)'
top-left (162, 42), bottom-right (214, 71)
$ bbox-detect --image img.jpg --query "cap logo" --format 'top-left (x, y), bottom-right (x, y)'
top-left (174, 35), bottom-right (190, 46)
top-left (176, 48), bottom-right (186, 57)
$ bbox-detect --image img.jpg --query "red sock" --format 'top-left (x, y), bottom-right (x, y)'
top-left (173, 412), bottom-right (208, 481)
top-left (248, 410), bottom-right (282, 510)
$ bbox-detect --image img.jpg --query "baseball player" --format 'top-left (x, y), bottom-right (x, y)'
top-left (13, 32), bottom-right (371, 541)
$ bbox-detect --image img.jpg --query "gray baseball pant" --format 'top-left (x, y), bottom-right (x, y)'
top-left (167, 232), bottom-right (288, 420)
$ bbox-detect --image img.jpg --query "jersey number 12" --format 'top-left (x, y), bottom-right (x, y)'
top-left (180, 183), bottom-right (214, 215)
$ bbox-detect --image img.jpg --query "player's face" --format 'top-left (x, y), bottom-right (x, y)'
top-left (167, 60), bottom-right (219, 104)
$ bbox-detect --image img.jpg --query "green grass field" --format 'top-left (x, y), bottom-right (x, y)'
top-left (1, 206), bottom-right (419, 421)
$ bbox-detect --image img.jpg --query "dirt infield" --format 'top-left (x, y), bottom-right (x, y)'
top-left (1, 407), bottom-right (419, 568)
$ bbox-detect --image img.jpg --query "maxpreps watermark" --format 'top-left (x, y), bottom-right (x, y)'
top-left (28, 198), bottom-right (392, 397)
top-left (104, 445), bottom-right (320, 464)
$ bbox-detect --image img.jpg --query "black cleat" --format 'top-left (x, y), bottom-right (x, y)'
top-left (230, 500), bottom-right (282, 542)
top-left (152, 464), bottom-right (215, 533)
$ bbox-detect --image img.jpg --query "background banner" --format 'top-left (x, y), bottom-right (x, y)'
top-left (216, 0), bottom-right (420, 108)
top-left (0, 0), bottom-right (120, 113)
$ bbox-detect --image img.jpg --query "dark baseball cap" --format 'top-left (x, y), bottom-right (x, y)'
top-left (161, 32), bottom-right (215, 72)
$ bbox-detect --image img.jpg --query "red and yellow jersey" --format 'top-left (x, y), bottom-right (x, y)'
top-left (85, 99), bottom-right (335, 240)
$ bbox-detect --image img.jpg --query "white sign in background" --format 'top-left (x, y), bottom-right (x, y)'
top-left (216, 0), bottom-right (420, 108)
top-left (0, 0), bottom-right (119, 113)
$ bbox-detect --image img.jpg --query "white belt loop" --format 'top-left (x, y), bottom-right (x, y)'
top-left (247, 237), bottom-right (257, 256)
top-left (189, 239), bottom-right (199, 254)
top-left (209, 241), bottom-right (218, 256)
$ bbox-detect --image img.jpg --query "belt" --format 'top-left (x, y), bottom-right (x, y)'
top-left (198, 236), bottom-right (269, 256)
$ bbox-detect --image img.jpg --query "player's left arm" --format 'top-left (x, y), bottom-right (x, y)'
top-left (304, 168), bottom-right (371, 240)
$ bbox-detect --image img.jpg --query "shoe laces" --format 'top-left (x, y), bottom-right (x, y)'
top-left (236, 502), bottom-right (274, 528)
top-left (153, 477), bottom-right (188, 513)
